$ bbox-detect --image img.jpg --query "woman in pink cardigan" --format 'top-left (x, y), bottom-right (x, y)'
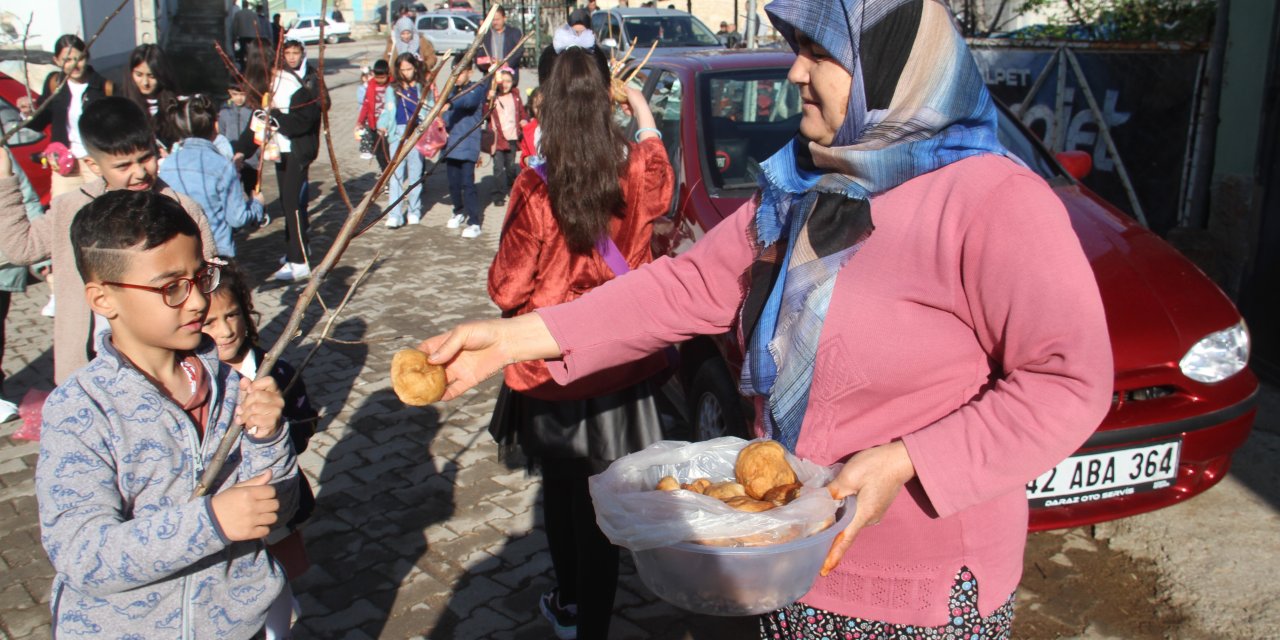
top-left (420, 0), bottom-right (1113, 636)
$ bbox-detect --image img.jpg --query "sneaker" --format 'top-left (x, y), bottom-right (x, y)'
top-left (360, 152), bottom-right (374, 160)
top-left (0, 399), bottom-right (17, 424)
top-left (446, 213), bottom-right (466, 229)
top-left (494, 196), bottom-right (506, 207)
top-left (407, 215), bottom-right (422, 225)
top-left (386, 217), bottom-right (405, 229)
top-left (539, 589), bottom-right (577, 640)
top-left (271, 262), bottom-right (311, 282)
top-left (461, 224), bottom-right (482, 238)
top-left (41, 295), bottom-right (55, 318)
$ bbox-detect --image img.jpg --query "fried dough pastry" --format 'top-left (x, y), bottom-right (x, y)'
top-left (681, 478), bottom-right (712, 494)
top-left (391, 349), bottom-right (447, 406)
top-left (762, 482), bottom-right (804, 507)
top-left (735, 441), bottom-right (797, 500)
top-left (723, 496), bottom-right (776, 513)
top-left (704, 481), bottom-right (748, 501)
top-left (656, 476), bottom-right (680, 492)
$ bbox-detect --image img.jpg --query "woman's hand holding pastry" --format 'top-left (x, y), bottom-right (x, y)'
top-left (417, 314), bottom-right (561, 401)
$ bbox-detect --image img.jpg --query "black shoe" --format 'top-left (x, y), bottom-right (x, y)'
top-left (539, 588), bottom-right (577, 639)
top-left (494, 196), bottom-right (507, 207)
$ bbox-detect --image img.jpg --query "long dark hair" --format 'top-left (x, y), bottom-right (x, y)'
top-left (122, 45), bottom-right (180, 144)
top-left (540, 47), bottom-right (628, 254)
top-left (121, 45), bottom-right (177, 108)
top-left (393, 52), bottom-right (422, 87)
top-left (212, 259), bottom-right (261, 353)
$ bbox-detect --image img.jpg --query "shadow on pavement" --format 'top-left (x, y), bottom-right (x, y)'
top-left (294, 389), bottom-right (453, 638)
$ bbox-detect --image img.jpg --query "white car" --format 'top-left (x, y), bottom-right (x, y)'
top-left (285, 16), bottom-right (351, 45)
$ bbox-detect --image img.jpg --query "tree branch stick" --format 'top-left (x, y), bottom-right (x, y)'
top-left (1, 0), bottom-right (131, 145)
top-left (192, 5), bottom-right (503, 499)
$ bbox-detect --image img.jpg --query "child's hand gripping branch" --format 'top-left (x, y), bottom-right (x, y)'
top-left (210, 470), bottom-right (279, 541)
top-left (236, 374), bottom-right (285, 439)
top-left (210, 376), bottom-right (287, 542)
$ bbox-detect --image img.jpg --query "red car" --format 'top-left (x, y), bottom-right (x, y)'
top-left (0, 72), bottom-right (52, 206)
top-left (626, 51), bottom-right (1257, 531)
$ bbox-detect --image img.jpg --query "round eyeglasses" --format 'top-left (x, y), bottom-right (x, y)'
top-left (102, 264), bottom-right (222, 308)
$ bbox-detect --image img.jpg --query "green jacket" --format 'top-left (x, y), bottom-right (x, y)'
top-left (0, 150), bottom-right (44, 292)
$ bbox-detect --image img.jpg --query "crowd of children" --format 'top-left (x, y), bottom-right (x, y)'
top-left (0, 14), bottom-right (554, 638)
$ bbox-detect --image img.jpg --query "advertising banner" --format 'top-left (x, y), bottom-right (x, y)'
top-left (970, 44), bottom-right (1205, 235)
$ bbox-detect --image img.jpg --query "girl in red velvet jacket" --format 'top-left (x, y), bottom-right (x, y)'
top-left (485, 46), bottom-right (672, 640)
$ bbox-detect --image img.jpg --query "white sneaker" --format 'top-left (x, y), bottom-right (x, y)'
top-left (360, 152), bottom-right (374, 160)
top-left (446, 213), bottom-right (465, 229)
top-left (0, 399), bottom-right (17, 423)
top-left (461, 224), bottom-right (482, 239)
top-left (41, 295), bottom-right (55, 318)
top-left (271, 262), bottom-right (311, 282)
top-left (408, 215), bottom-right (422, 225)
top-left (386, 217), bottom-right (405, 229)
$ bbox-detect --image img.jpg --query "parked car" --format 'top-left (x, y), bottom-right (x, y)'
top-left (0, 72), bottom-right (51, 205)
top-left (417, 11), bottom-right (482, 54)
top-left (285, 16), bottom-right (351, 44)
top-left (591, 8), bottom-right (724, 57)
top-left (373, 2), bottom-right (428, 25)
top-left (622, 51), bottom-right (1258, 532)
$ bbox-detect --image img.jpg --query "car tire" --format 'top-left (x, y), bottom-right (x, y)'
top-left (326, 34), bottom-right (340, 44)
top-left (688, 356), bottom-right (749, 442)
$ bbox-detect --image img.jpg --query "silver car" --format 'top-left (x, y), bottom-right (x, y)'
top-left (591, 8), bottom-right (724, 58)
top-left (416, 11), bottom-right (481, 54)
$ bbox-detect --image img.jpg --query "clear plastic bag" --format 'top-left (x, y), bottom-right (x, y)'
top-left (588, 437), bottom-right (841, 551)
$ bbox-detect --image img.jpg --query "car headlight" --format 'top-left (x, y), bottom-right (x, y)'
top-left (1179, 321), bottom-right (1250, 383)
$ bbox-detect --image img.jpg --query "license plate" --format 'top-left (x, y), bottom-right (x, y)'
top-left (1027, 440), bottom-right (1180, 508)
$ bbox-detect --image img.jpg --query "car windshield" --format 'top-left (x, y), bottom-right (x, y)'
top-left (623, 16), bottom-right (719, 47)
top-left (700, 69), bottom-right (803, 191)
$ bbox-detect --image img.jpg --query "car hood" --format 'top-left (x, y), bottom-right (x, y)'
top-left (1056, 182), bottom-right (1242, 376)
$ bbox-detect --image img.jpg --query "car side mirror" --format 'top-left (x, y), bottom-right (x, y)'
top-left (602, 38), bottom-right (619, 48)
top-left (1055, 150), bottom-right (1092, 180)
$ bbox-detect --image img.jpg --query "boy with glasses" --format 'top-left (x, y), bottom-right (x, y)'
top-left (37, 189), bottom-right (297, 639)
top-left (0, 96), bottom-right (216, 383)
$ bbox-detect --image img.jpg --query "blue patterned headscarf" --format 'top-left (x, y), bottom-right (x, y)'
top-left (740, 0), bottom-right (1012, 452)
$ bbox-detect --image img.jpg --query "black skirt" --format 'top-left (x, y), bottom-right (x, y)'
top-left (489, 380), bottom-right (665, 473)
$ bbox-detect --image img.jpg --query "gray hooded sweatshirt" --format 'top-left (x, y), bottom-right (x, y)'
top-left (36, 332), bottom-right (298, 639)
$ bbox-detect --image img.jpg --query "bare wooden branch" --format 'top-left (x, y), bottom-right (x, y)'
top-left (192, 5), bottom-right (505, 499)
top-left (316, 0), bottom-right (355, 214)
top-left (283, 251), bottom-right (380, 397)
top-left (0, 0), bottom-right (131, 145)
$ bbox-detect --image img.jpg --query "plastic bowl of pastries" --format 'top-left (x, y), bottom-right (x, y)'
top-left (622, 440), bottom-right (855, 616)
top-left (631, 497), bottom-right (853, 616)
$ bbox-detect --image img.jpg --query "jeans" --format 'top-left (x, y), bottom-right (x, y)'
top-left (387, 125), bottom-right (423, 224)
top-left (446, 158), bottom-right (480, 226)
top-left (493, 143), bottom-right (519, 201)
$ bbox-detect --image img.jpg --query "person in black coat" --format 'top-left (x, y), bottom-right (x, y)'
top-left (479, 6), bottom-right (524, 85)
top-left (236, 39), bottom-right (323, 282)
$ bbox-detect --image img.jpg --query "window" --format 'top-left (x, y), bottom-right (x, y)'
top-left (647, 71), bottom-right (683, 168)
top-left (622, 16), bottom-right (719, 47)
top-left (0, 99), bottom-right (43, 147)
top-left (428, 17), bottom-right (449, 30)
top-left (700, 70), bottom-right (803, 191)
top-left (453, 17), bottom-right (476, 32)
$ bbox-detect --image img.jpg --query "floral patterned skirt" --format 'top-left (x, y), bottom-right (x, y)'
top-left (759, 567), bottom-right (1015, 639)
